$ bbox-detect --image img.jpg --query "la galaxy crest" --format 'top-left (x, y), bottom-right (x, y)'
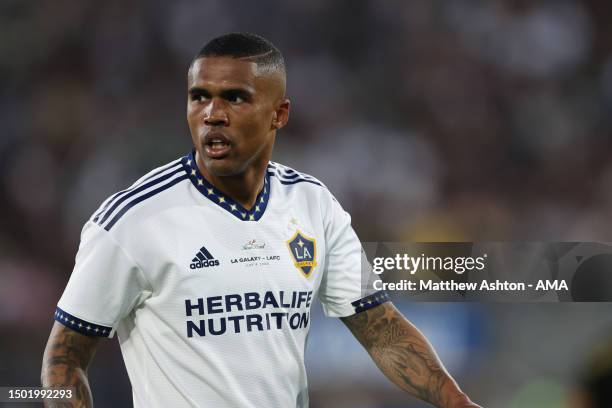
top-left (286, 230), bottom-right (317, 278)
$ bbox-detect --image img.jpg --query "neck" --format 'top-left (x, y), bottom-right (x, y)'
top-left (195, 153), bottom-right (267, 210)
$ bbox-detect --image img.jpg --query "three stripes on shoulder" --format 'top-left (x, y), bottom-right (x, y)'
top-left (267, 162), bottom-right (324, 187)
top-left (92, 158), bottom-right (187, 231)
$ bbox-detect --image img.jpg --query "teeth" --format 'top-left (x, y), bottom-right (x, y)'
top-left (208, 139), bottom-right (229, 150)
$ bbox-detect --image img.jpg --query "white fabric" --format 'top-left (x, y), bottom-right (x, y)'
top-left (57, 155), bottom-right (369, 408)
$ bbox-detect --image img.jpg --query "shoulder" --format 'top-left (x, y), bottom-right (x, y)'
top-left (268, 161), bottom-right (344, 218)
top-left (267, 161), bottom-right (327, 189)
top-left (90, 155), bottom-right (190, 232)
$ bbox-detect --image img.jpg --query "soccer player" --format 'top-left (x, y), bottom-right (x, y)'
top-left (41, 33), bottom-right (481, 408)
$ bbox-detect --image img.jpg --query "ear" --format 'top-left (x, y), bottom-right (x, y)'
top-left (272, 98), bottom-right (290, 130)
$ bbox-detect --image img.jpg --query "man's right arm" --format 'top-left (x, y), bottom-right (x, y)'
top-left (41, 321), bottom-right (101, 408)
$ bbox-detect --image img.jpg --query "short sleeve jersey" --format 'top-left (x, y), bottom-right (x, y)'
top-left (55, 152), bottom-right (389, 408)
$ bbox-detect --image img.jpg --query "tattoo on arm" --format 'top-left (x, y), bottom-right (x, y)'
top-left (41, 322), bottom-right (101, 408)
top-left (341, 302), bottom-right (465, 407)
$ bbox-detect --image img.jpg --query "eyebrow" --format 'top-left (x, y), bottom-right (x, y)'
top-left (188, 87), bottom-right (210, 96)
top-left (188, 87), bottom-right (254, 99)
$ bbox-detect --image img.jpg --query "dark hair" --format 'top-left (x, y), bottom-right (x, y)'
top-left (192, 32), bottom-right (285, 74)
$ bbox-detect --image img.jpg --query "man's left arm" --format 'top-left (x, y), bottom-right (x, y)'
top-left (341, 302), bottom-right (481, 408)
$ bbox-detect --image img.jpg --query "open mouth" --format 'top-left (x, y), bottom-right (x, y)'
top-left (204, 134), bottom-right (232, 159)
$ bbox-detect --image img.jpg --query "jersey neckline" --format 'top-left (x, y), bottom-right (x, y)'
top-left (182, 151), bottom-right (271, 221)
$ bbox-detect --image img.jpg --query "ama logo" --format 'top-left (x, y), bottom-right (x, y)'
top-left (287, 230), bottom-right (317, 278)
top-left (190, 246), bottom-right (220, 269)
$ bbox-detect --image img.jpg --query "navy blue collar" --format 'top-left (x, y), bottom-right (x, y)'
top-left (182, 151), bottom-right (271, 221)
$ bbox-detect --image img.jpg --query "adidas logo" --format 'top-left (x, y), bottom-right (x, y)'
top-left (190, 246), bottom-right (220, 269)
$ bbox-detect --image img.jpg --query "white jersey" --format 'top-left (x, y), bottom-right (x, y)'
top-left (55, 151), bottom-right (388, 408)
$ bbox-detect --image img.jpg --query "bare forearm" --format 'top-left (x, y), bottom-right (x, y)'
top-left (41, 323), bottom-right (99, 408)
top-left (41, 364), bottom-right (92, 408)
top-left (342, 303), bottom-right (476, 408)
top-left (368, 319), bottom-right (469, 407)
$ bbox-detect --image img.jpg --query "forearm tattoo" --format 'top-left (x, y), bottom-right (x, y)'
top-left (341, 303), bottom-right (462, 407)
top-left (41, 322), bottom-right (100, 408)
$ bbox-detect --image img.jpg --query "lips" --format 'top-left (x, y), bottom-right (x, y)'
top-left (203, 132), bottom-right (232, 159)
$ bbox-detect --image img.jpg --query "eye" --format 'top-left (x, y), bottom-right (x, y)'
top-left (225, 92), bottom-right (245, 104)
top-left (227, 94), bottom-right (244, 103)
top-left (191, 93), bottom-right (208, 102)
top-left (224, 90), bottom-right (250, 104)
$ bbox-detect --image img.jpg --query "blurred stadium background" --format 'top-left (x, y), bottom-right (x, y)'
top-left (2, 0), bottom-right (612, 407)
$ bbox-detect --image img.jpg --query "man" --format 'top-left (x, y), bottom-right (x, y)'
top-left (41, 33), bottom-right (481, 408)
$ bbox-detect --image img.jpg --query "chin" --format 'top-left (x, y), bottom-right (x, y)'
top-left (204, 158), bottom-right (244, 177)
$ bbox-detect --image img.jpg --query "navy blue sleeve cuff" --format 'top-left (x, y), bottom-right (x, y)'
top-left (54, 307), bottom-right (113, 337)
top-left (350, 291), bottom-right (390, 314)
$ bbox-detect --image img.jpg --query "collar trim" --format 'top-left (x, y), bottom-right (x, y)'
top-left (182, 151), bottom-right (270, 221)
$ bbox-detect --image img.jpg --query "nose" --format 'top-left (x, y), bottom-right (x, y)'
top-left (204, 98), bottom-right (229, 126)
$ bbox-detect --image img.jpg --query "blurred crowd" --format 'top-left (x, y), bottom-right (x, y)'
top-left (2, 0), bottom-right (612, 407)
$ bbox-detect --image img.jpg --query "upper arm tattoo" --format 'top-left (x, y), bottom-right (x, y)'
top-left (341, 302), bottom-right (453, 406)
